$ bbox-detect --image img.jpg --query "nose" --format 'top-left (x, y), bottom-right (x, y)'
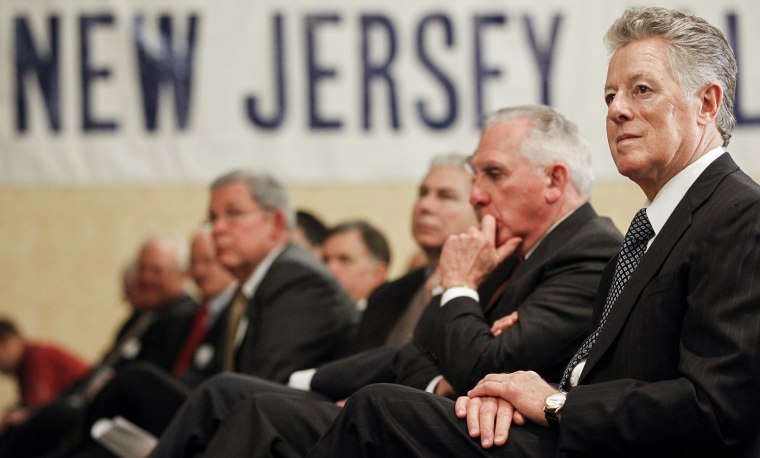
top-left (415, 194), bottom-right (434, 214)
top-left (607, 92), bottom-right (632, 124)
top-left (209, 217), bottom-right (227, 236)
top-left (470, 180), bottom-right (489, 208)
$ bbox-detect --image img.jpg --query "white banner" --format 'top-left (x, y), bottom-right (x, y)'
top-left (1, 0), bottom-right (759, 184)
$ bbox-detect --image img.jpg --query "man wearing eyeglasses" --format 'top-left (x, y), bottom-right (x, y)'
top-left (191, 170), bottom-right (357, 384)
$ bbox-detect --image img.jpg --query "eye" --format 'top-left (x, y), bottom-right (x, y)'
top-left (438, 190), bottom-right (457, 200)
top-left (635, 85), bottom-right (651, 95)
top-left (485, 167), bottom-right (502, 180)
top-left (604, 92), bottom-right (615, 106)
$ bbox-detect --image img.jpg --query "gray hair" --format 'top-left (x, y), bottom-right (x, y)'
top-left (483, 105), bottom-right (593, 198)
top-left (429, 153), bottom-right (472, 174)
top-left (604, 7), bottom-right (737, 147)
top-left (140, 234), bottom-right (190, 272)
top-left (211, 170), bottom-right (295, 230)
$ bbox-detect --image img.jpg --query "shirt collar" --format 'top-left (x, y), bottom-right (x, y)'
top-left (524, 205), bottom-right (581, 259)
top-left (240, 244), bottom-right (287, 299)
top-left (645, 147), bottom-right (725, 238)
top-left (206, 282), bottom-right (238, 323)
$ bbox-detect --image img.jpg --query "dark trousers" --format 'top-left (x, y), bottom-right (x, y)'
top-left (308, 384), bottom-right (559, 458)
top-left (150, 373), bottom-right (329, 458)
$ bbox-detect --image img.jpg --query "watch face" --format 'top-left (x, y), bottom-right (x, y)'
top-left (546, 392), bottom-right (566, 409)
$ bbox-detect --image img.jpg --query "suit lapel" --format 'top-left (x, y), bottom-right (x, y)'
top-left (579, 154), bottom-right (739, 381)
top-left (489, 203), bottom-right (597, 316)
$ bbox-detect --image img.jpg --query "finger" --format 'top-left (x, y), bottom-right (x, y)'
top-left (468, 380), bottom-right (500, 399)
top-left (496, 236), bottom-right (523, 261)
top-left (455, 396), bottom-right (469, 418)
top-left (466, 397), bottom-right (482, 438)
top-left (478, 398), bottom-right (498, 448)
top-left (480, 214), bottom-right (497, 244)
top-left (513, 410), bottom-right (527, 426)
top-left (490, 318), bottom-right (506, 334)
top-left (493, 400), bottom-right (514, 446)
top-left (490, 312), bottom-right (519, 335)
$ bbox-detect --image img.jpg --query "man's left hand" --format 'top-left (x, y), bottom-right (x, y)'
top-left (467, 371), bottom-right (556, 427)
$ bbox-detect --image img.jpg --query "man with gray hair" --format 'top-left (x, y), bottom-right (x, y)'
top-left (197, 170), bottom-right (356, 382)
top-left (108, 235), bottom-right (197, 373)
top-left (309, 7), bottom-right (760, 457)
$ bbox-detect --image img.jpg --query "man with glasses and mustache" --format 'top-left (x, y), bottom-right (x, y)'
top-left (193, 170), bottom-right (356, 383)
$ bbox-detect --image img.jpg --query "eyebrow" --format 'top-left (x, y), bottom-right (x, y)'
top-left (605, 72), bottom-right (647, 91)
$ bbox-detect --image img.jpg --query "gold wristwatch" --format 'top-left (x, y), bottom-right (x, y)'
top-left (543, 391), bottom-right (567, 430)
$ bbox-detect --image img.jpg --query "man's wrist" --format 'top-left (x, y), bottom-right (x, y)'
top-left (440, 286), bottom-right (479, 307)
top-left (543, 390), bottom-right (567, 431)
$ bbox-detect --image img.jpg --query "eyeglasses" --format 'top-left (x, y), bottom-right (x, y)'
top-left (203, 208), bottom-right (267, 229)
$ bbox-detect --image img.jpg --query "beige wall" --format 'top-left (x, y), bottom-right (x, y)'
top-left (0, 180), bottom-right (645, 408)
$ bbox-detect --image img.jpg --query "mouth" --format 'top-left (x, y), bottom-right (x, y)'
top-left (414, 220), bottom-right (440, 233)
top-left (616, 133), bottom-right (639, 144)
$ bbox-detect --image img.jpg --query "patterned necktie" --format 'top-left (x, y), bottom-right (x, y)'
top-left (559, 208), bottom-right (654, 390)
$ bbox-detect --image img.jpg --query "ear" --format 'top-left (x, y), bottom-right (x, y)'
top-left (696, 82), bottom-right (722, 126)
top-left (374, 262), bottom-right (389, 283)
top-left (268, 210), bottom-right (290, 239)
top-left (544, 163), bottom-right (569, 204)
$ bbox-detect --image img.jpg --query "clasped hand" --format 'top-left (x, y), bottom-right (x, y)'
top-left (454, 371), bottom-right (556, 449)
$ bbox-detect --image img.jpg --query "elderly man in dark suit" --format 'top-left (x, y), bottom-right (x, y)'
top-left (308, 7), bottom-right (760, 458)
top-left (152, 104), bottom-right (624, 457)
top-left (178, 170), bottom-right (357, 384)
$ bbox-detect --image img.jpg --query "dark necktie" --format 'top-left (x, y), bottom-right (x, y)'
top-left (559, 208), bottom-right (654, 390)
top-left (484, 258), bottom-right (524, 312)
top-left (171, 301), bottom-right (210, 377)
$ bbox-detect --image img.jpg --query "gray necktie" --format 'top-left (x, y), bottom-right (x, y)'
top-left (559, 208), bottom-right (654, 390)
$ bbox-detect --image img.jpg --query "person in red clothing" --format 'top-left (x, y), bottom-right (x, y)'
top-left (0, 318), bottom-right (90, 432)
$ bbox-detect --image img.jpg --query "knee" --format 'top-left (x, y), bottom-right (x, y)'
top-left (343, 383), bottom-right (403, 413)
top-left (196, 373), bottom-right (242, 394)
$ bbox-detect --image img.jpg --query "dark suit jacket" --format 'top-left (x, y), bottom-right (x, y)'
top-left (349, 267), bottom-right (428, 353)
top-left (108, 294), bottom-right (198, 373)
top-left (308, 268), bottom-right (428, 398)
top-left (184, 244), bottom-right (356, 386)
top-left (410, 203), bottom-right (623, 393)
top-left (559, 154), bottom-right (760, 457)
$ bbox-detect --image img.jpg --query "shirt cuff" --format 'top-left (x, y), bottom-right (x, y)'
top-left (288, 368), bottom-right (317, 391)
top-left (441, 286), bottom-right (479, 307)
top-left (425, 374), bottom-right (445, 393)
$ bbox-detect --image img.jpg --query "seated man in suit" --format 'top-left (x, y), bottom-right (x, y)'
top-left (322, 220), bottom-right (390, 315)
top-left (0, 235), bottom-right (197, 457)
top-left (349, 153), bottom-right (479, 352)
top-left (170, 230), bottom-right (237, 380)
top-left (105, 235), bottom-right (198, 373)
top-left (149, 105), bottom-right (623, 457)
top-left (188, 170), bottom-right (356, 383)
top-left (55, 231), bottom-right (240, 455)
top-left (308, 7), bottom-right (760, 457)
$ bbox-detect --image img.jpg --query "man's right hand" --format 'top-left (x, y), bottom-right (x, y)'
top-left (439, 215), bottom-right (521, 290)
top-left (491, 311), bottom-right (519, 336)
